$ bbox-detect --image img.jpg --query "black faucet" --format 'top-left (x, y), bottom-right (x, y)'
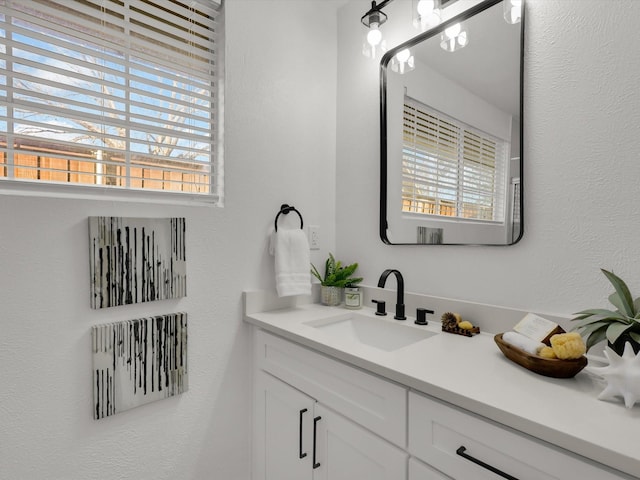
top-left (377, 269), bottom-right (406, 320)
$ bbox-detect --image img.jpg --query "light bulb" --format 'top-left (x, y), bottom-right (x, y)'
top-left (396, 49), bottom-right (411, 63)
top-left (414, 0), bottom-right (440, 31)
top-left (440, 22), bottom-right (467, 52)
top-left (391, 48), bottom-right (414, 74)
top-left (362, 21), bottom-right (386, 59)
top-left (367, 25), bottom-right (382, 46)
top-left (444, 23), bottom-right (461, 39)
top-left (417, 0), bottom-right (435, 16)
top-left (508, 6), bottom-right (521, 23)
top-left (457, 31), bottom-right (468, 47)
top-left (504, 0), bottom-right (522, 24)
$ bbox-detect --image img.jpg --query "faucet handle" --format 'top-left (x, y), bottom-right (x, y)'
top-left (415, 308), bottom-right (435, 325)
top-left (371, 299), bottom-right (387, 316)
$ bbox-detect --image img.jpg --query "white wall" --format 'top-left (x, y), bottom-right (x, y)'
top-left (4, 0), bottom-right (640, 477)
top-left (0, 1), bottom-right (337, 479)
top-left (337, 0), bottom-right (640, 315)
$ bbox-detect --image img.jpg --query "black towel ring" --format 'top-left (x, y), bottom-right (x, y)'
top-left (274, 204), bottom-right (304, 232)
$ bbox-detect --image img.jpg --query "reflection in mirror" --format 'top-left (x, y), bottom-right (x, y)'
top-left (380, 0), bottom-right (523, 245)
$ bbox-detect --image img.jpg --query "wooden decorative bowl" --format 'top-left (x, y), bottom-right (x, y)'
top-left (494, 333), bottom-right (588, 378)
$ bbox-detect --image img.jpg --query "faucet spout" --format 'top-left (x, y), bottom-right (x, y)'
top-left (377, 269), bottom-right (406, 320)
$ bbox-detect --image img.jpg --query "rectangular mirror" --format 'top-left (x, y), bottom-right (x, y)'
top-left (380, 0), bottom-right (524, 245)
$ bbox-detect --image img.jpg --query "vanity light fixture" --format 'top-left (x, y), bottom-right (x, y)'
top-left (390, 48), bottom-right (415, 74)
top-left (440, 21), bottom-right (468, 52)
top-left (413, 0), bottom-right (442, 32)
top-left (361, 0), bottom-right (393, 59)
top-left (503, 0), bottom-right (522, 24)
top-left (362, 0), bottom-right (464, 57)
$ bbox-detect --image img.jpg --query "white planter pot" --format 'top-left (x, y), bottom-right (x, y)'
top-left (321, 286), bottom-right (343, 306)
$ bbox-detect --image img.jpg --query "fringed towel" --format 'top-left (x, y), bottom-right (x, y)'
top-left (269, 229), bottom-right (311, 297)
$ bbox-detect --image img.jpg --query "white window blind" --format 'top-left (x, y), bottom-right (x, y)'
top-left (402, 95), bottom-right (508, 222)
top-left (0, 0), bottom-right (223, 202)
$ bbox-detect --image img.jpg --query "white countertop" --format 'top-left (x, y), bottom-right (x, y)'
top-left (244, 303), bottom-right (640, 479)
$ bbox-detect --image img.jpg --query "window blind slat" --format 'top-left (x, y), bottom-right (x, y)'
top-left (402, 95), bottom-right (507, 221)
top-left (0, 0), bottom-right (222, 199)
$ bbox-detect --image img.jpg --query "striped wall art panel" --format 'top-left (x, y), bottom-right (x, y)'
top-left (89, 216), bottom-right (186, 309)
top-left (92, 312), bottom-right (188, 420)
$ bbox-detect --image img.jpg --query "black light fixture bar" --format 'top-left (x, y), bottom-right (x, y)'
top-left (361, 0), bottom-right (395, 28)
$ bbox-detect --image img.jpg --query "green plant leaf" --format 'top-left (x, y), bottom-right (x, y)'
top-left (310, 263), bottom-right (323, 283)
top-left (634, 297), bottom-right (640, 314)
top-left (313, 254), bottom-right (361, 287)
top-left (585, 325), bottom-right (608, 351)
top-left (576, 321), bottom-right (607, 337)
top-left (326, 254), bottom-right (336, 280)
top-left (605, 322), bottom-right (634, 345)
top-left (601, 269), bottom-right (635, 317)
top-left (573, 308), bottom-right (628, 321)
top-left (629, 331), bottom-right (640, 344)
top-left (571, 313), bottom-right (595, 321)
top-left (608, 293), bottom-right (627, 315)
top-left (572, 317), bottom-right (609, 330)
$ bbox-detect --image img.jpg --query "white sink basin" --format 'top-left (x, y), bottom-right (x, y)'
top-left (305, 312), bottom-right (437, 352)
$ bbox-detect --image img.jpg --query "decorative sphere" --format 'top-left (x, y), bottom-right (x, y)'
top-left (588, 342), bottom-right (640, 409)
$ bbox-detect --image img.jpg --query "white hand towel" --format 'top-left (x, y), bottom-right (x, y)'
top-left (503, 331), bottom-right (546, 355)
top-left (269, 229), bottom-right (311, 297)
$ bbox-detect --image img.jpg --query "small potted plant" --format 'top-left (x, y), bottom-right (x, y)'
top-left (572, 269), bottom-right (640, 355)
top-left (311, 253), bottom-right (363, 306)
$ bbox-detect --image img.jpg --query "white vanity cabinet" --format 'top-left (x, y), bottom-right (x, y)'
top-left (408, 391), bottom-right (631, 480)
top-left (246, 298), bottom-right (640, 480)
top-left (252, 330), bottom-right (407, 480)
top-left (252, 328), bottom-right (635, 480)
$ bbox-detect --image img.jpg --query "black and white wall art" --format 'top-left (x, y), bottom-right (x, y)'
top-left (89, 216), bottom-right (186, 309)
top-left (92, 313), bottom-right (188, 420)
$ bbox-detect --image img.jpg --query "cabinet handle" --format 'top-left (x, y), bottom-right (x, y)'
top-left (456, 446), bottom-right (520, 480)
top-left (313, 415), bottom-right (322, 469)
top-left (298, 408), bottom-right (308, 459)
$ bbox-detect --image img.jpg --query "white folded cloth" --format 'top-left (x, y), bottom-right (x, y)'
top-left (503, 331), bottom-right (546, 355)
top-left (269, 229), bottom-right (311, 297)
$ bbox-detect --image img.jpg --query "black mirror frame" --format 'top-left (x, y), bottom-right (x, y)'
top-left (379, 0), bottom-right (525, 246)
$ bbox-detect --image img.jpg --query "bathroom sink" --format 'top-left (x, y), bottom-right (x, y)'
top-left (305, 312), bottom-right (437, 352)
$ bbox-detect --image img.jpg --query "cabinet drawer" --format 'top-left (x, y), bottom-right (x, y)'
top-left (408, 392), bottom-right (629, 480)
top-left (409, 457), bottom-right (451, 480)
top-left (254, 329), bottom-right (406, 447)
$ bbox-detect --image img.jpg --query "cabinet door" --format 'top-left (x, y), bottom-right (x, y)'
top-left (254, 371), bottom-right (315, 480)
top-left (409, 457), bottom-right (452, 480)
top-left (313, 404), bottom-right (407, 480)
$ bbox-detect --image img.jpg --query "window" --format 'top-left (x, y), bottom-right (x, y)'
top-left (0, 0), bottom-right (223, 203)
top-left (402, 95), bottom-right (508, 222)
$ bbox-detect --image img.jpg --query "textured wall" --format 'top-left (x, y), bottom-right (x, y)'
top-left (0, 1), bottom-right (337, 479)
top-left (336, 0), bottom-right (640, 315)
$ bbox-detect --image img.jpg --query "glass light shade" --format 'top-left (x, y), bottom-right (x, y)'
top-left (440, 22), bottom-right (468, 52)
top-left (413, 0), bottom-right (441, 32)
top-left (362, 23), bottom-right (387, 59)
top-left (503, 0), bottom-right (522, 24)
top-left (390, 49), bottom-right (415, 74)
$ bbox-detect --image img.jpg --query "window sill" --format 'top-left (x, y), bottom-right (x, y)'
top-left (0, 179), bottom-right (222, 207)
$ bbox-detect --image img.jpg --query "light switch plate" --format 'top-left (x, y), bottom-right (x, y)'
top-left (309, 225), bottom-right (320, 250)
